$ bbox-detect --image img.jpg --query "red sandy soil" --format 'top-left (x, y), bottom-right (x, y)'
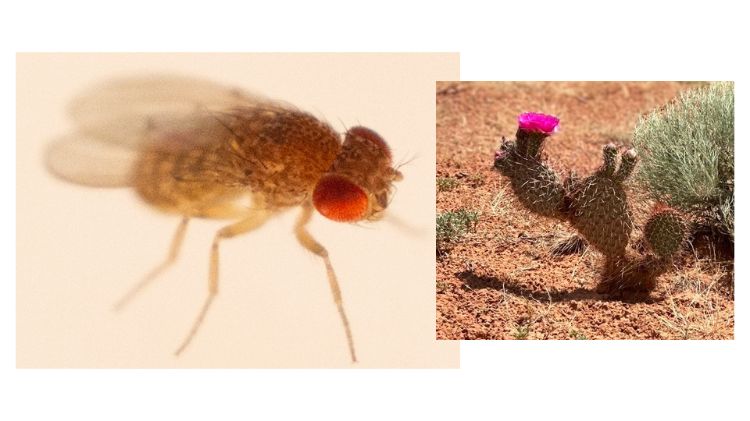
top-left (436, 82), bottom-right (733, 340)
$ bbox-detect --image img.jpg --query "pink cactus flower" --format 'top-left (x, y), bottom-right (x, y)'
top-left (518, 112), bottom-right (560, 135)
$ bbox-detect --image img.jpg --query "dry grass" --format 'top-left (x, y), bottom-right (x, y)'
top-left (657, 251), bottom-right (733, 339)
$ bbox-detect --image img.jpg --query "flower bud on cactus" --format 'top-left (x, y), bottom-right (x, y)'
top-left (644, 204), bottom-right (688, 258)
top-left (615, 149), bottom-right (638, 182)
top-left (568, 144), bottom-right (636, 257)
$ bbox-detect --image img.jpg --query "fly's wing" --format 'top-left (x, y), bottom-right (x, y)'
top-left (68, 75), bottom-right (266, 147)
top-left (46, 134), bottom-right (138, 187)
top-left (46, 75), bottom-right (270, 187)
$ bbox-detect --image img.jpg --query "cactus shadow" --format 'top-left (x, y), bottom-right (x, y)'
top-left (456, 270), bottom-right (603, 302)
top-left (456, 268), bottom-right (663, 304)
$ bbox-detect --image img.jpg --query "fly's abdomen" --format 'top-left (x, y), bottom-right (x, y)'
top-left (133, 145), bottom-right (245, 216)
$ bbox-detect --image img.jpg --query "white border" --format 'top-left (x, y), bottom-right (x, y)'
top-left (4, 1), bottom-right (748, 420)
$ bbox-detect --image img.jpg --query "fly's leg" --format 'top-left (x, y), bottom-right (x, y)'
top-left (174, 210), bottom-right (270, 356)
top-left (294, 203), bottom-right (357, 363)
top-left (113, 216), bottom-right (190, 311)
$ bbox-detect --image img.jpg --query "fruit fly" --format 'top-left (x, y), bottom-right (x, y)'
top-left (45, 75), bottom-right (403, 363)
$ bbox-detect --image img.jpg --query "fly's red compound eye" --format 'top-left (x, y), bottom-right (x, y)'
top-left (313, 174), bottom-right (368, 222)
top-left (347, 126), bottom-right (391, 161)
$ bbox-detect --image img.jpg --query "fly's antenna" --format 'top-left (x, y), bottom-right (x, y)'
top-left (395, 152), bottom-right (418, 171)
top-left (383, 213), bottom-right (426, 237)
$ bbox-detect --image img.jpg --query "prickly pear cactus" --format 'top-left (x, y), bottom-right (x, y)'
top-left (644, 204), bottom-right (688, 258)
top-left (567, 144), bottom-right (637, 257)
top-left (493, 113), bottom-right (566, 218)
top-left (490, 112), bottom-right (691, 294)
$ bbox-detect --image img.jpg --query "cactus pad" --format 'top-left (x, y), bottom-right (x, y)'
top-left (644, 206), bottom-right (687, 258)
top-left (567, 145), bottom-right (636, 257)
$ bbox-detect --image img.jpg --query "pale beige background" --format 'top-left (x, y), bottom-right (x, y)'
top-left (17, 53), bottom-right (459, 368)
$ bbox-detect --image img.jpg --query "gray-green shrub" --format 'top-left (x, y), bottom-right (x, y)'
top-left (633, 82), bottom-right (734, 239)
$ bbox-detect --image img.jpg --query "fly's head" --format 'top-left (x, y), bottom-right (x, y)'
top-left (313, 126), bottom-right (403, 223)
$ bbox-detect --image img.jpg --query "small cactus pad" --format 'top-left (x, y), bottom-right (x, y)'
top-left (644, 206), bottom-right (687, 258)
top-left (601, 143), bottom-right (618, 176)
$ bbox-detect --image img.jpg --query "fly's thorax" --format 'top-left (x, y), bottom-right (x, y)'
top-left (313, 126), bottom-right (402, 222)
top-left (218, 107), bottom-right (342, 207)
top-left (224, 107), bottom-right (341, 176)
